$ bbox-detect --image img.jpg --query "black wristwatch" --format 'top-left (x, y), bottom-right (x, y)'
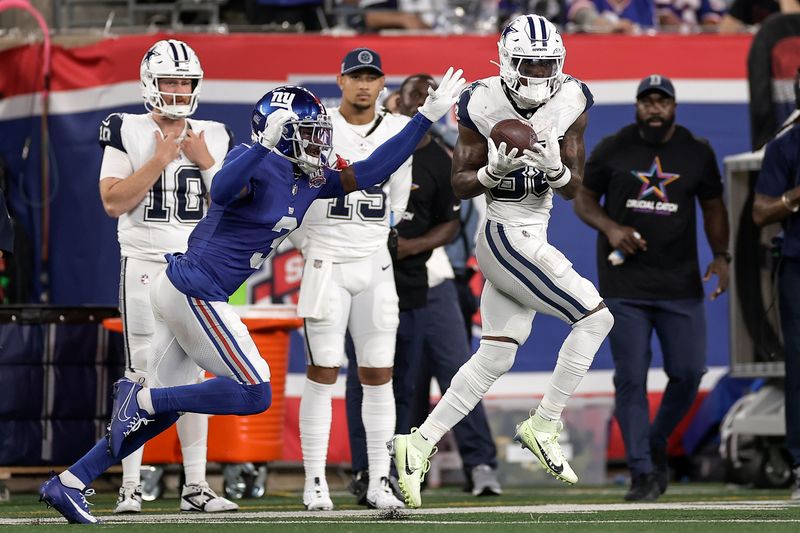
top-left (714, 251), bottom-right (732, 263)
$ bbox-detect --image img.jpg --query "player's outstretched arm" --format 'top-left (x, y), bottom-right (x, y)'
top-left (340, 67), bottom-right (466, 193)
top-left (211, 110), bottom-right (295, 205)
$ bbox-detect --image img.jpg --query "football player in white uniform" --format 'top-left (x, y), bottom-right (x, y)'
top-left (390, 15), bottom-right (615, 508)
top-left (296, 48), bottom-right (410, 511)
top-left (98, 39), bottom-right (238, 514)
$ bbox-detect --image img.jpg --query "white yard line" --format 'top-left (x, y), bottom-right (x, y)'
top-left (3, 500), bottom-right (796, 525)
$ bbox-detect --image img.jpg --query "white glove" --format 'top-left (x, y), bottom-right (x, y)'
top-left (525, 128), bottom-right (563, 177)
top-left (477, 138), bottom-right (533, 189)
top-left (257, 109), bottom-right (297, 151)
top-left (417, 67), bottom-right (467, 121)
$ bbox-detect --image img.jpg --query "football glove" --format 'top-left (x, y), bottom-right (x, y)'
top-left (477, 138), bottom-right (532, 189)
top-left (525, 127), bottom-right (563, 178)
top-left (418, 67), bottom-right (467, 122)
top-left (257, 109), bottom-right (297, 151)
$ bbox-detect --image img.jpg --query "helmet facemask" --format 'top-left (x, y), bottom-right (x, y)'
top-left (145, 77), bottom-right (202, 119)
top-left (499, 52), bottom-right (564, 107)
top-left (271, 115), bottom-right (334, 174)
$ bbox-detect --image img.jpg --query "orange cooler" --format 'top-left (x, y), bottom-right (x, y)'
top-left (102, 305), bottom-right (301, 464)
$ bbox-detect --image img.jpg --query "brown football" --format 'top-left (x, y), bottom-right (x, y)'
top-left (489, 119), bottom-right (538, 154)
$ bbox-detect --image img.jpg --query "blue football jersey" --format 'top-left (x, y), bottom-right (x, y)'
top-left (166, 144), bottom-right (346, 301)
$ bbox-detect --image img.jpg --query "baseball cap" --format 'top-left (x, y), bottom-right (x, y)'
top-left (341, 48), bottom-right (384, 76)
top-left (636, 74), bottom-right (675, 99)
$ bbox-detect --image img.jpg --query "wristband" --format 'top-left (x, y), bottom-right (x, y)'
top-left (477, 166), bottom-right (502, 189)
top-left (546, 165), bottom-right (571, 189)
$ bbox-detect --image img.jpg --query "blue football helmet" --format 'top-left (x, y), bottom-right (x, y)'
top-left (251, 86), bottom-right (333, 175)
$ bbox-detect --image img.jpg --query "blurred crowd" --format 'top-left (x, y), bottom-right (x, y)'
top-left (250, 0), bottom-right (798, 33)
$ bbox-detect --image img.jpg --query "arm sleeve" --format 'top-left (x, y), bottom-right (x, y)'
top-left (350, 113), bottom-right (433, 191)
top-left (210, 143), bottom-right (268, 206)
top-left (388, 156), bottom-right (412, 224)
top-left (755, 137), bottom-right (793, 197)
top-left (99, 146), bottom-right (134, 181)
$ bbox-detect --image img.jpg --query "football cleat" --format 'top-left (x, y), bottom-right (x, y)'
top-left (387, 429), bottom-right (436, 509)
top-left (366, 476), bottom-right (405, 509)
top-left (514, 411), bottom-right (577, 485)
top-left (38, 473), bottom-right (99, 524)
top-left (180, 482), bottom-right (239, 513)
top-left (114, 483), bottom-right (143, 513)
top-left (107, 378), bottom-right (153, 458)
top-left (303, 477), bottom-right (334, 511)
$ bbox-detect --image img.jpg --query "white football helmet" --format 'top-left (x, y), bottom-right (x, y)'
top-left (140, 39), bottom-right (203, 119)
top-left (496, 15), bottom-right (565, 108)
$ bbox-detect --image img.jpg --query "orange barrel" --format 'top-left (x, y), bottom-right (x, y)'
top-left (102, 306), bottom-right (301, 464)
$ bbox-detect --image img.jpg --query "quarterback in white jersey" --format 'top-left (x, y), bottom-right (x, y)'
top-left (98, 39), bottom-right (237, 514)
top-left (390, 15), bottom-right (615, 508)
top-left (295, 47), bottom-right (409, 511)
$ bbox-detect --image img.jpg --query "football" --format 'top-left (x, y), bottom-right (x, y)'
top-left (489, 119), bottom-right (538, 154)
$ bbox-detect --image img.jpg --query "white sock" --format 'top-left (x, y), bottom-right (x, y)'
top-left (137, 388), bottom-right (155, 415)
top-left (362, 381), bottom-right (395, 492)
top-left (178, 412), bottom-right (208, 486)
top-left (537, 308), bottom-right (613, 421)
top-left (121, 446), bottom-right (144, 487)
top-left (420, 340), bottom-right (516, 443)
top-left (59, 470), bottom-right (85, 490)
top-left (300, 378), bottom-right (334, 488)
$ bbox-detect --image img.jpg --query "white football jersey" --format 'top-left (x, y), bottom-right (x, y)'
top-left (298, 107), bottom-right (412, 261)
top-left (457, 75), bottom-right (592, 227)
top-left (98, 113), bottom-right (231, 262)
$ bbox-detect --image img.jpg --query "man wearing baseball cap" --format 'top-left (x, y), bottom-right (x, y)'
top-left (574, 74), bottom-right (730, 501)
top-left (296, 45), bottom-right (410, 511)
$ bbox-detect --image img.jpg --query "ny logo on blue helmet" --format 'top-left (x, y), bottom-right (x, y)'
top-left (252, 86), bottom-right (333, 176)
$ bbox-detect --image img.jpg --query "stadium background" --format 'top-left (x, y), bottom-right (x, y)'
top-left (0, 33), bottom-right (752, 463)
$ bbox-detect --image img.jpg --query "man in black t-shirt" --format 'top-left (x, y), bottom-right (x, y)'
top-left (574, 75), bottom-right (730, 501)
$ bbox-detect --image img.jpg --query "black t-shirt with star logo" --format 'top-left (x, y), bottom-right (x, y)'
top-left (394, 138), bottom-right (461, 310)
top-left (583, 124), bottom-right (723, 299)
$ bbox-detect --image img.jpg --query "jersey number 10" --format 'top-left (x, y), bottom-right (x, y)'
top-left (144, 167), bottom-right (206, 223)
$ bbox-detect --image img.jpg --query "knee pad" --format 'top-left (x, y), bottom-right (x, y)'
top-left (574, 306), bottom-right (614, 337)
top-left (473, 339), bottom-right (518, 378)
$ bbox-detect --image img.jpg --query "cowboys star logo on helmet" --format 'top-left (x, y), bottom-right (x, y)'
top-left (140, 39), bottom-right (203, 119)
top-left (495, 15), bottom-right (565, 107)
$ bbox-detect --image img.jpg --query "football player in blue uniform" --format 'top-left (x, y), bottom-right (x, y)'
top-left (38, 68), bottom-right (466, 524)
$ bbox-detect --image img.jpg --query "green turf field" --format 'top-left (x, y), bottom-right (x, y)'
top-left (3, 484), bottom-right (800, 531)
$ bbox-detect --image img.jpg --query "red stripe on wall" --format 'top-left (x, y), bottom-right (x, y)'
top-left (0, 34), bottom-right (752, 99)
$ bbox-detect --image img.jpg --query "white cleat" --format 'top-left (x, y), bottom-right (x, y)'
top-left (366, 476), bottom-right (405, 509)
top-left (180, 481), bottom-right (239, 513)
top-left (513, 411), bottom-right (578, 485)
top-left (113, 483), bottom-right (142, 514)
top-left (303, 477), bottom-right (334, 511)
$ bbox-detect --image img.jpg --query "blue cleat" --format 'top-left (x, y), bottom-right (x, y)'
top-left (39, 473), bottom-right (99, 524)
top-left (107, 377), bottom-right (154, 458)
